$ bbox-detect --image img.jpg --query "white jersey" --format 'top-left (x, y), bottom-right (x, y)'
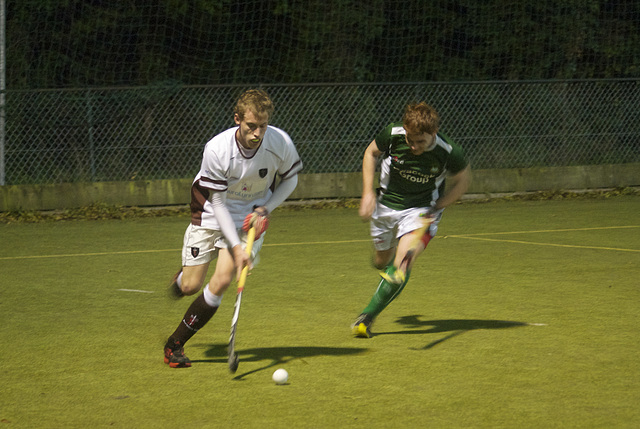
top-left (190, 125), bottom-right (302, 229)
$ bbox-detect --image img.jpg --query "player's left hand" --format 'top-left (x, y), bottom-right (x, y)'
top-left (242, 206), bottom-right (269, 239)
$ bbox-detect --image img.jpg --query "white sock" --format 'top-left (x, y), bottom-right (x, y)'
top-left (203, 284), bottom-right (222, 307)
top-left (176, 271), bottom-right (183, 287)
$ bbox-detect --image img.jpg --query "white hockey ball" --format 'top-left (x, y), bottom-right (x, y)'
top-left (272, 368), bottom-right (288, 385)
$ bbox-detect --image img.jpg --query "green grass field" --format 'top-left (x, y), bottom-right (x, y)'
top-left (1, 197), bottom-right (639, 428)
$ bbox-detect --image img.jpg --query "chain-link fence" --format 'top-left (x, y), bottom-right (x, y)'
top-left (3, 80), bottom-right (639, 185)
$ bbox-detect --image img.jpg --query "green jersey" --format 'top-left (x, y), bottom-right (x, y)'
top-left (375, 122), bottom-right (469, 210)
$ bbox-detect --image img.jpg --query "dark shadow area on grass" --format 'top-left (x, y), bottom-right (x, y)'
top-left (194, 343), bottom-right (367, 380)
top-left (376, 315), bottom-right (530, 350)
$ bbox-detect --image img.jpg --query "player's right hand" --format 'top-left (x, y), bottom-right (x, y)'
top-left (424, 205), bottom-right (439, 220)
top-left (359, 192), bottom-right (377, 221)
top-left (231, 244), bottom-right (251, 279)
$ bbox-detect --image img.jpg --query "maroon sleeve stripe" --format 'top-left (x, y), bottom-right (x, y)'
top-left (280, 160), bottom-right (303, 179)
top-left (198, 176), bottom-right (227, 191)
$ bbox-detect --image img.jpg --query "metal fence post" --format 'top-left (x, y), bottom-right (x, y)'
top-left (0, 0), bottom-right (5, 186)
top-left (86, 90), bottom-right (96, 181)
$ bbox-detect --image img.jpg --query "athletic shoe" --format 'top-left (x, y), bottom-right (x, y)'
top-left (167, 269), bottom-right (183, 300)
top-left (164, 339), bottom-right (191, 368)
top-left (352, 313), bottom-right (374, 338)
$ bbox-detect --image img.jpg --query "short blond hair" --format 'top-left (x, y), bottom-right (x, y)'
top-left (234, 89), bottom-right (274, 120)
top-left (402, 102), bottom-right (440, 135)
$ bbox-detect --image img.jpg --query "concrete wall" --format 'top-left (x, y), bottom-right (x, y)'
top-left (1, 163), bottom-right (639, 211)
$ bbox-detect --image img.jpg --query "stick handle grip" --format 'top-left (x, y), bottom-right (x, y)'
top-left (409, 216), bottom-right (433, 249)
top-left (237, 227), bottom-right (256, 291)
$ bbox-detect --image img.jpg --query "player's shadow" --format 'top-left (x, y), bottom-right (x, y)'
top-left (376, 315), bottom-right (531, 350)
top-left (195, 344), bottom-right (367, 380)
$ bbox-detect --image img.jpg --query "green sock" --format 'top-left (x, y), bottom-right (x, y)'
top-left (362, 265), bottom-right (411, 319)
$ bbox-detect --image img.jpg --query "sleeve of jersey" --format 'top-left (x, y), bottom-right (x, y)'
top-left (447, 143), bottom-right (470, 173)
top-left (199, 146), bottom-right (229, 192)
top-left (210, 192), bottom-right (241, 249)
top-left (277, 132), bottom-right (303, 180)
top-left (264, 175), bottom-right (298, 214)
top-left (374, 125), bottom-right (392, 153)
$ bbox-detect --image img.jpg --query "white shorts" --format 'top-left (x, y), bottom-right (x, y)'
top-left (181, 223), bottom-right (264, 267)
top-left (370, 203), bottom-right (443, 251)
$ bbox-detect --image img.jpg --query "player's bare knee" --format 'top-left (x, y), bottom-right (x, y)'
top-left (373, 260), bottom-right (387, 270)
top-left (372, 254), bottom-right (393, 270)
top-left (179, 280), bottom-right (203, 296)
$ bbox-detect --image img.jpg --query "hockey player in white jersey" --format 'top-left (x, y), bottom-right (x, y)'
top-left (163, 89), bottom-right (302, 368)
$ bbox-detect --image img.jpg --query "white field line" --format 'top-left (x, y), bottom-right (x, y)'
top-left (447, 235), bottom-right (639, 253)
top-left (0, 240), bottom-right (370, 260)
top-left (446, 224), bottom-right (639, 253)
top-left (450, 225), bottom-right (638, 236)
top-left (0, 225), bottom-right (637, 261)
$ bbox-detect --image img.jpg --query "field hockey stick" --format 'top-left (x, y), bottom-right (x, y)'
top-left (381, 213), bottom-right (433, 284)
top-left (404, 212), bottom-right (434, 260)
top-left (228, 226), bottom-right (256, 373)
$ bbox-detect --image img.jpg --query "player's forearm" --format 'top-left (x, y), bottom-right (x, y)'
top-left (435, 166), bottom-right (471, 210)
top-left (210, 191), bottom-right (242, 248)
top-left (361, 151), bottom-right (378, 196)
top-left (264, 175), bottom-right (298, 214)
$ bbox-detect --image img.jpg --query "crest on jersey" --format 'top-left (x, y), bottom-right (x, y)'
top-left (191, 247), bottom-right (200, 258)
top-left (259, 168), bottom-right (268, 178)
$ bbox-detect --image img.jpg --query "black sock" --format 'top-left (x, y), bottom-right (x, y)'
top-left (167, 293), bottom-right (218, 347)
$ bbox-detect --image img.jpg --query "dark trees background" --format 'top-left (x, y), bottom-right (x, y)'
top-left (6, 0), bottom-right (640, 89)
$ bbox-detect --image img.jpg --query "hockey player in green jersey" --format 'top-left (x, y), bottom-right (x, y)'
top-left (353, 101), bottom-right (471, 338)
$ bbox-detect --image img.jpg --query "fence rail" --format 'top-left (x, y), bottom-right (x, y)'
top-left (2, 80), bottom-right (639, 185)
